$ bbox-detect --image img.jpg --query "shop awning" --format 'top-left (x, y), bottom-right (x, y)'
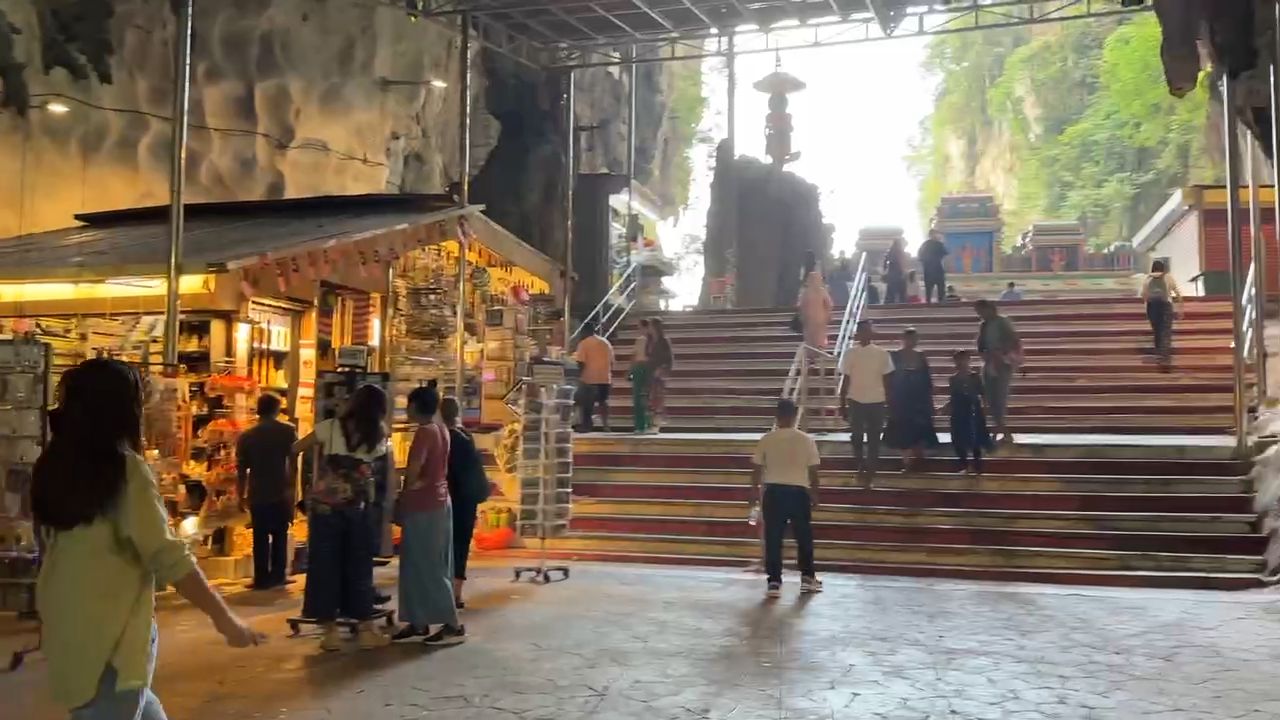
top-left (0, 194), bottom-right (476, 281)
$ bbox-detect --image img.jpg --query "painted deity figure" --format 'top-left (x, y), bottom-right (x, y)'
top-left (765, 93), bottom-right (799, 167)
top-left (960, 244), bottom-right (975, 274)
top-left (1050, 247), bottom-right (1067, 273)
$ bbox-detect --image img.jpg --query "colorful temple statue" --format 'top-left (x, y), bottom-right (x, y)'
top-left (932, 194), bottom-right (1002, 273)
top-left (1026, 221), bottom-right (1087, 273)
top-left (753, 62), bottom-right (806, 168)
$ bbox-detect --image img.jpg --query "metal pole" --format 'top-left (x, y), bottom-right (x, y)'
top-left (626, 45), bottom-right (637, 271)
top-left (1225, 73), bottom-right (1250, 455)
top-left (455, 12), bottom-right (471, 398)
top-left (163, 0), bottom-right (193, 365)
top-left (561, 70), bottom-right (576, 349)
top-left (725, 32), bottom-right (737, 307)
top-left (1250, 135), bottom-right (1269, 405)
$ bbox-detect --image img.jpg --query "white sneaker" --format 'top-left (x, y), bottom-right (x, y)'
top-left (766, 582), bottom-right (782, 599)
top-left (800, 577), bottom-right (824, 594)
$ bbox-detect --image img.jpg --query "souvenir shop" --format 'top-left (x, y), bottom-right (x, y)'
top-left (0, 194), bottom-right (560, 590)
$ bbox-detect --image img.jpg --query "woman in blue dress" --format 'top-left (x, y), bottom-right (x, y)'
top-left (884, 327), bottom-right (938, 471)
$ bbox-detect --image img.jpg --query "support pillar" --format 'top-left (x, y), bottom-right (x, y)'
top-left (455, 12), bottom-right (472, 398)
top-left (626, 46), bottom-right (637, 270)
top-left (1224, 73), bottom-right (1249, 456)
top-left (563, 70), bottom-right (576, 347)
top-left (163, 0), bottom-right (194, 365)
top-left (724, 32), bottom-right (737, 306)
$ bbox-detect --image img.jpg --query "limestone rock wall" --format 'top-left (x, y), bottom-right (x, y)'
top-left (0, 0), bottom-right (492, 240)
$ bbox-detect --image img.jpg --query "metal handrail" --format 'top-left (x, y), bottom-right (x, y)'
top-left (1243, 261), bottom-right (1258, 358)
top-left (573, 263), bottom-right (639, 342)
top-left (836, 252), bottom-right (871, 370)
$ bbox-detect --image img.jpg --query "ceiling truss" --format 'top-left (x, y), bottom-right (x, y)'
top-left (406, 0), bottom-right (1152, 69)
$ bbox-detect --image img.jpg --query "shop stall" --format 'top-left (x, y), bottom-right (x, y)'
top-left (0, 193), bottom-right (561, 578)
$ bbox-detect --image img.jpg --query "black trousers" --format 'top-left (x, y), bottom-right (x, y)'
top-left (302, 504), bottom-right (375, 622)
top-left (847, 401), bottom-right (886, 474)
top-left (924, 272), bottom-right (945, 303)
top-left (452, 500), bottom-right (479, 580)
top-left (250, 501), bottom-right (291, 587)
top-left (955, 444), bottom-right (983, 471)
top-left (1146, 299), bottom-right (1173, 356)
top-left (763, 484), bottom-right (816, 584)
top-left (884, 277), bottom-right (907, 305)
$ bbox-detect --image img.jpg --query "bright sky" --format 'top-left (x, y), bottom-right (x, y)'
top-left (664, 35), bottom-right (935, 306)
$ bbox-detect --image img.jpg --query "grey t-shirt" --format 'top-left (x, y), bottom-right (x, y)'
top-left (236, 418), bottom-right (298, 506)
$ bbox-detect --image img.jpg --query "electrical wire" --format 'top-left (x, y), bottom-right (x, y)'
top-left (28, 91), bottom-right (402, 188)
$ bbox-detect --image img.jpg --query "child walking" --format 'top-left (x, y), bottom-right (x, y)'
top-left (947, 350), bottom-right (993, 475)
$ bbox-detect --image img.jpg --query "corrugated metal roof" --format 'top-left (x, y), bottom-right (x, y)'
top-left (0, 194), bottom-right (470, 281)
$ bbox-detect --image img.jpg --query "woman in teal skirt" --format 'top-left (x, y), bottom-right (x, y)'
top-left (393, 386), bottom-right (465, 645)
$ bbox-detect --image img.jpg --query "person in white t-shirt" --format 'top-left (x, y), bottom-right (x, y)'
top-left (838, 319), bottom-right (894, 485)
top-left (749, 399), bottom-right (822, 598)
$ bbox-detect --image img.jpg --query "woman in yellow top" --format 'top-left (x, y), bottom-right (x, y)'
top-left (33, 359), bottom-right (262, 719)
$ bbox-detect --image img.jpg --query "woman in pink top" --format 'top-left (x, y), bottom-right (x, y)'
top-left (392, 386), bottom-right (465, 645)
top-left (798, 251), bottom-right (833, 350)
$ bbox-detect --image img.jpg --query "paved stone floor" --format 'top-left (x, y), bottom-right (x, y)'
top-left (7, 562), bottom-right (1280, 719)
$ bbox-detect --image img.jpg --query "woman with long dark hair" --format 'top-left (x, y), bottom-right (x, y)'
top-left (34, 359), bottom-right (262, 718)
top-left (883, 239), bottom-right (908, 304)
top-left (392, 386), bottom-right (465, 645)
top-left (646, 317), bottom-right (675, 434)
top-left (294, 383), bottom-right (393, 651)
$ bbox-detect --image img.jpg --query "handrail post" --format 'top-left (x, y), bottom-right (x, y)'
top-left (1224, 72), bottom-right (1250, 457)
top-left (1249, 135), bottom-right (1268, 407)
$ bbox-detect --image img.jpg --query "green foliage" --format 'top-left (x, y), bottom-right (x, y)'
top-left (666, 61), bottom-right (706, 214)
top-left (909, 15), bottom-right (1214, 248)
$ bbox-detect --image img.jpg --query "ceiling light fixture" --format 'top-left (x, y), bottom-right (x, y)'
top-left (44, 101), bottom-right (71, 114)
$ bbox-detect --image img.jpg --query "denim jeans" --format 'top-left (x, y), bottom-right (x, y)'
top-left (70, 625), bottom-right (166, 720)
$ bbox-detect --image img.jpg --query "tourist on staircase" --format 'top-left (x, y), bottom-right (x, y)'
top-left (630, 318), bottom-right (652, 434)
top-left (883, 239), bottom-right (908, 304)
top-left (647, 318), bottom-right (675, 433)
top-left (573, 320), bottom-right (614, 433)
top-left (839, 320), bottom-right (895, 486)
top-left (866, 276), bottom-right (882, 306)
top-left (945, 350), bottom-right (993, 476)
top-left (798, 250), bottom-right (833, 351)
top-left (905, 270), bottom-right (923, 304)
top-left (999, 281), bottom-right (1023, 302)
top-left (884, 328), bottom-right (938, 472)
top-left (974, 300), bottom-right (1022, 446)
top-left (749, 399), bottom-right (823, 598)
top-left (1141, 260), bottom-right (1183, 367)
top-left (918, 230), bottom-right (949, 304)
top-left (827, 256), bottom-right (853, 308)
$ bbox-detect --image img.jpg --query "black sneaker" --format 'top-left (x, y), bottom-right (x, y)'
top-left (423, 624), bottom-right (466, 646)
top-left (766, 582), bottom-right (782, 599)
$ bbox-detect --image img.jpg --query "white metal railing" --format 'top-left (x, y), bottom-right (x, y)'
top-left (574, 262), bottom-right (639, 341)
top-left (1243, 260), bottom-right (1258, 359)
top-left (781, 251), bottom-right (870, 424)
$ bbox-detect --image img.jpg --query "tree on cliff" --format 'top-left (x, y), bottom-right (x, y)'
top-left (909, 15), bottom-right (1214, 249)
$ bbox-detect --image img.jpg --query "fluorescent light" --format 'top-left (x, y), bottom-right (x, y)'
top-left (429, 79), bottom-right (448, 89)
top-left (44, 101), bottom-right (71, 114)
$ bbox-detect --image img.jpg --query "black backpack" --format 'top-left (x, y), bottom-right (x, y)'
top-left (449, 427), bottom-right (491, 504)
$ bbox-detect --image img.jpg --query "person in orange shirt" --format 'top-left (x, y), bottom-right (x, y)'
top-left (574, 320), bottom-right (615, 432)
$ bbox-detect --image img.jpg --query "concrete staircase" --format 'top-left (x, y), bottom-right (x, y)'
top-left (606, 296), bottom-right (1237, 434)
top-left (537, 297), bottom-right (1271, 590)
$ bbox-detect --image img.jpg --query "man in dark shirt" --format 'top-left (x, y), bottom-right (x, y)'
top-left (236, 394), bottom-right (298, 589)
top-left (918, 230), bottom-right (949, 304)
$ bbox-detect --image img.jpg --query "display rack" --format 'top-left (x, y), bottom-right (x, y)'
top-left (513, 361), bottom-right (574, 583)
top-left (0, 338), bottom-right (50, 670)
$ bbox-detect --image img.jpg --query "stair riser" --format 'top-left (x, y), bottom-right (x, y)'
top-left (517, 550), bottom-right (1263, 590)
top-left (615, 326), bottom-right (1234, 343)
top-left (547, 536), bottom-right (1262, 573)
top-left (575, 502), bottom-right (1255, 533)
top-left (616, 346), bottom-right (1233, 362)
top-left (574, 468), bottom-right (1252, 494)
top-left (570, 482), bottom-right (1254, 514)
top-left (574, 453), bottom-right (1248, 475)
top-left (567, 517), bottom-right (1265, 555)
top-left (605, 403), bottom-right (1234, 417)
top-left (651, 363), bottom-right (1235, 377)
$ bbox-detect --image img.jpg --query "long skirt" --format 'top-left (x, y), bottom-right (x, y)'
top-left (398, 505), bottom-right (459, 629)
top-left (302, 504), bottom-right (375, 623)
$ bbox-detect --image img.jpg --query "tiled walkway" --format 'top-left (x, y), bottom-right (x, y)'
top-left (7, 563), bottom-right (1280, 719)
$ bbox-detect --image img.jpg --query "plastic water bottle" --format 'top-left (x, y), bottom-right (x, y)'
top-left (747, 506), bottom-right (760, 526)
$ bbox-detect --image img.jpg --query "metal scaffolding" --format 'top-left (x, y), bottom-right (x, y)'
top-left (410, 0), bottom-right (1150, 69)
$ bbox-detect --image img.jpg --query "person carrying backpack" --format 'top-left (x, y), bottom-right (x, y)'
top-left (440, 396), bottom-right (491, 609)
top-left (1141, 260), bottom-right (1183, 366)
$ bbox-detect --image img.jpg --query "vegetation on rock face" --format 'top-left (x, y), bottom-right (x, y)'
top-left (909, 15), bottom-right (1215, 248)
top-left (666, 60), bottom-right (706, 212)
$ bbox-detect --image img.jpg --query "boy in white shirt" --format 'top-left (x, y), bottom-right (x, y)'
top-left (838, 319), bottom-right (894, 486)
top-left (750, 399), bottom-right (823, 598)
